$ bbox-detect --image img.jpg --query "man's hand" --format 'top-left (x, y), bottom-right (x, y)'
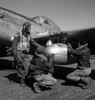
top-left (50, 54), bottom-right (55, 58)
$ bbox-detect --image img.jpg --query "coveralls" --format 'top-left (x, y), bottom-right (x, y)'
top-left (67, 43), bottom-right (91, 85)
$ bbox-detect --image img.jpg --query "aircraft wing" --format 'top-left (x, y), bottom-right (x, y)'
top-left (66, 27), bottom-right (95, 54)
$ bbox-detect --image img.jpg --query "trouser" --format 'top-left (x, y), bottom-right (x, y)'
top-left (33, 73), bottom-right (57, 86)
top-left (67, 67), bottom-right (91, 81)
top-left (16, 50), bottom-right (30, 79)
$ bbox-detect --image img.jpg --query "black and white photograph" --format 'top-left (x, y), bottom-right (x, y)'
top-left (0, 0), bottom-right (95, 100)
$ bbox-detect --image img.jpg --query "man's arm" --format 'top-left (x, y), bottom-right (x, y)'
top-left (30, 37), bottom-right (41, 48)
top-left (68, 46), bottom-right (83, 56)
top-left (45, 54), bottom-right (55, 74)
top-left (30, 37), bottom-right (46, 54)
top-left (46, 54), bottom-right (55, 69)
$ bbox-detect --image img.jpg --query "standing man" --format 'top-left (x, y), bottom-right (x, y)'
top-left (67, 39), bottom-right (92, 89)
top-left (12, 22), bottom-right (46, 87)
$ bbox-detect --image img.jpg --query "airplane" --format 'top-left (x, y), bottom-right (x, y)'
top-left (0, 7), bottom-right (62, 56)
top-left (0, 7), bottom-right (95, 66)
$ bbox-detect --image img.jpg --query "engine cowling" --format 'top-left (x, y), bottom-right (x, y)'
top-left (45, 43), bottom-right (67, 64)
top-left (35, 43), bottom-right (68, 65)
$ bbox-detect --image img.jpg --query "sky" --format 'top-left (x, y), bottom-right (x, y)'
top-left (0, 0), bottom-right (95, 31)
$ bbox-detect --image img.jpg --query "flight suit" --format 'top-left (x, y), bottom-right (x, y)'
top-left (12, 32), bottom-right (31, 80)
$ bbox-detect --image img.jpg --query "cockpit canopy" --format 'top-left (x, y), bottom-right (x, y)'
top-left (32, 16), bottom-right (51, 25)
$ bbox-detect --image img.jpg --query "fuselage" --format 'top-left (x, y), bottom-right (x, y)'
top-left (0, 7), bottom-right (61, 47)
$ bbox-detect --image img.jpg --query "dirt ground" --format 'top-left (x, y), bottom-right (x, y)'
top-left (0, 56), bottom-right (95, 100)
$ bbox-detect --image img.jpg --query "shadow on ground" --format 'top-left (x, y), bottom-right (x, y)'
top-left (0, 59), bottom-right (13, 70)
top-left (54, 66), bottom-right (79, 86)
top-left (54, 65), bottom-right (75, 80)
top-left (1, 58), bottom-right (95, 88)
top-left (54, 65), bottom-right (95, 87)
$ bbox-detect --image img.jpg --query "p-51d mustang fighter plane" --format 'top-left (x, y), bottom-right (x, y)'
top-left (0, 7), bottom-right (95, 66)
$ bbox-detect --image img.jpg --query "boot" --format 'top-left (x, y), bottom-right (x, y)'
top-left (33, 82), bottom-right (42, 94)
top-left (79, 76), bottom-right (92, 89)
top-left (39, 81), bottom-right (52, 90)
top-left (20, 77), bottom-right (26, 87)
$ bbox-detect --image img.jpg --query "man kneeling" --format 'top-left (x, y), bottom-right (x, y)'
top-left (29, 53), bottom-right (57, 94)
top-left (67, 40), bottom-right (92, 89)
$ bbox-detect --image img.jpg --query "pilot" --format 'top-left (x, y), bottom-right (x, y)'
top-left (67, 39), bottom-right (92, 89)
top-left (28, 52), bottom-right (57, 94)
top-left (12, 22), bottom-right (48, 87)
